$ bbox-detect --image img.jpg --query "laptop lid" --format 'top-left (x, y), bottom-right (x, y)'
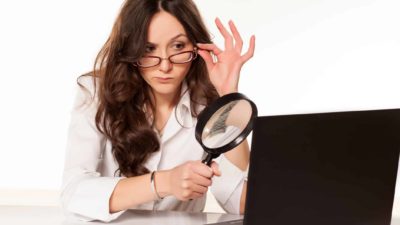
top-left (244, 108), bottom-right (400, 225)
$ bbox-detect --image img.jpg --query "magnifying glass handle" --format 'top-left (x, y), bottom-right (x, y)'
top-left (201, 153), bottom-right (220, 166)
top-left (201, 154), bottom-right (213, 166)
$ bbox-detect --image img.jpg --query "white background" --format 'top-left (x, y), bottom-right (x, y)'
top-left (0, 0), bottom-right (399, 213)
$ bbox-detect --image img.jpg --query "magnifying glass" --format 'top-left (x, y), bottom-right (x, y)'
top-left (195, 93), bottom-right (258, 166)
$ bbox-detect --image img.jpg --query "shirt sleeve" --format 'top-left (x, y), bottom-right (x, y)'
top-left (210, 154), bottom-right (247, 214)
top-left (60, 77), bottom-right (126, 222)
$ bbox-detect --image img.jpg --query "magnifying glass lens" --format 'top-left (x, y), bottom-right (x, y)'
top-left (202, 100), bottom-right (253, 149)
top-left (195, 93), bottom-right (257, 166)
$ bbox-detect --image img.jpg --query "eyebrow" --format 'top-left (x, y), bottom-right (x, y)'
top-left (146, 33), bottom-right (188, 46)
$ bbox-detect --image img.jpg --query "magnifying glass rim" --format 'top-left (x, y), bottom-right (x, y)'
top-left (195, 92), bottom-right (258, 155)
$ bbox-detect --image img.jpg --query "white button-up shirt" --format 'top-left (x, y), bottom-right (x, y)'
top-left (61, 77), bottom-right (246, 222)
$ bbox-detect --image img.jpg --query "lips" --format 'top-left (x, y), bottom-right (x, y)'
top-left (154, 77), bottom-right (173, 83)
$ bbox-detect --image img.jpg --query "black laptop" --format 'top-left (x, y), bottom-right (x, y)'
top-left (208, 108), bottom-right (400, 225)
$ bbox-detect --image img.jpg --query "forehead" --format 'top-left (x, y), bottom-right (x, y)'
top-left (147, 11), bottom-right (187, 43)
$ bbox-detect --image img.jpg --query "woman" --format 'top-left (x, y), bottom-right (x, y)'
top-left (61, 0), bottom-right (255, 222)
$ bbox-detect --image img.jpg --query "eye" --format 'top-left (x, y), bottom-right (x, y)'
top-left (172, 42), bottom-right (186, 50)
top-left (145, 45), bottom-right (156, 53)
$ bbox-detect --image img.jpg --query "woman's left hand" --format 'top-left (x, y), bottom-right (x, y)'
top-left (197, 18), bottom-right (255, 96)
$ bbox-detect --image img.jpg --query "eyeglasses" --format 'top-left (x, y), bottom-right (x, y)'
top-left (134, 47), bottom-right (198, 68)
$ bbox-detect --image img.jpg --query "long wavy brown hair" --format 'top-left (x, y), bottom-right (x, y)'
top-left (78, 0), bottom-right (218, 177)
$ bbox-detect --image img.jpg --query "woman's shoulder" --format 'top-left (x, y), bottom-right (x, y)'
top-left (77, 73), bottom-right (99, 94)
top-left (73, 73), bottom-right (100, 112)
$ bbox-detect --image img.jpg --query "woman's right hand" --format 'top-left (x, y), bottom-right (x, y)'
top-left (167, 160), bottom-right (221, 201)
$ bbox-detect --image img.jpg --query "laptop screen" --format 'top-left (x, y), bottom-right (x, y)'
top-left (244, 109), bottom-right (400, 225)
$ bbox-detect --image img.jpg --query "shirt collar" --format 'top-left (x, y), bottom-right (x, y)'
top-left (176, 81), bottom-right (194, 128)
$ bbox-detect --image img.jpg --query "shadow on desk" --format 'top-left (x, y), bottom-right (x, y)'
top-left (63, 209), bottom-right (243, 225)
top-left (1, 206), bottom-right (399, 225)
top-left (63, 209), bottom-right (400, 225)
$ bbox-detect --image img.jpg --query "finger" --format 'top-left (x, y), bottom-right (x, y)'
top-left (191, 183), bottom-right (208, 194)
top-left (197, 43), bottom-right (222, 56)
top-left (241, 35), bottom-right (256, 64)
top-left (197, 49), bottom-right (214, 72)
top-left (192, 172), bottom-right (213, 187)
top-left (215, 17), bottom-right (234, 50)
top-left (182, 190), bottom-right (203, 201)
top-left (188, 192), bottom-right (204, 200)
top-left (210, 161), bottom-right (221, 177)
top-left (228, 20), bottom-right (243, 53)
top-left (191, 161), bottom-right (213, 178)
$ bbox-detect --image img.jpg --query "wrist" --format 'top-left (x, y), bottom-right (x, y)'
top-left (154, 170), bottom-right (171, 198)
top-left (218, 87), bottom-right (238, 97)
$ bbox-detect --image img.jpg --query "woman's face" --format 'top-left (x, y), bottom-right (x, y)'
top-left (139, 11), bottom-right (195, 98)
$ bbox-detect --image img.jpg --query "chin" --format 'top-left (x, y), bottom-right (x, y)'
top-left (152, 83), bottom-right (180, 95)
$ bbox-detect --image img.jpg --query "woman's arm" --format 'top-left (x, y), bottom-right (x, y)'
top-left (240, 181), bottom-right (247, 214)
top-left (224, 140), bottom-right (250, 214)
top-left (110, 161), bottom-right (219, 213)
top-left (109, 171), bottom-right (167, 213)
top-left (197, 18), bottom-right (254, 215)
top-left (61, 77), bottom-right (126, 222)
top-left (209, 139), bottom-right (250, 215)
top-left (224, 139), bottom-right (250, 171)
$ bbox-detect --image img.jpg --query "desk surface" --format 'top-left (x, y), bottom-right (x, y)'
top-left (0, 206), bottom-right (243, 225)
top-left (1, 206), bottom-right (399, 225)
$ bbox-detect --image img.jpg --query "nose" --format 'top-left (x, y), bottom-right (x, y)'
top-left (158, 56), bottom-right (172, 73)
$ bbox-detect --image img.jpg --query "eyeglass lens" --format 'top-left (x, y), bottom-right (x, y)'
top-left (138, 51), bottom-right (195, 67)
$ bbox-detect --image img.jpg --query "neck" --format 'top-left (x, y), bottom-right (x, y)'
top-left (149, 84), bottom-right (182, 113)
top-left (148, 85), bottom-right (182, 135)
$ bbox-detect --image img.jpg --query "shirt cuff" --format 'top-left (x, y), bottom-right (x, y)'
top-left (210, 154), bottom-right (246, 214)
top-left (63, 176), bottom-right (126, 222)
